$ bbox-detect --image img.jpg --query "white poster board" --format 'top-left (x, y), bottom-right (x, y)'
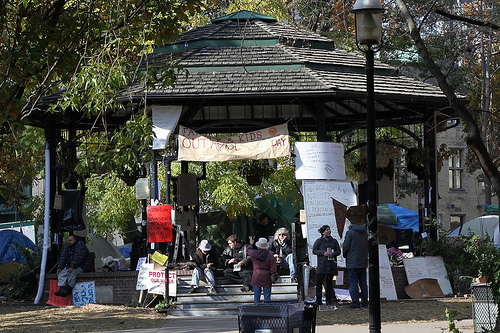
top-left (135, 263), bottom-right (177, 297)
top-left (378, 245), bottom-right (398, 300)
top-left (294, 142), bottom-right (346, 180)
top-left (152, 105), bottom-right (182, 150)
top-left (73, 281), bottom-right (96, 306)
top-left (403, 256), bottom-right (453, 295)
top-left (303, 180), bottom-right (357, 268)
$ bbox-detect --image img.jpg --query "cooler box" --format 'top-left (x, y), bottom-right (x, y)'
top-left (238, 302), bottom-right (304, 333)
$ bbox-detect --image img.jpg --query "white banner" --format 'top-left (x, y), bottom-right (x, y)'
top-left (152, 105), bottom-right (182, 150)
top-left (178, 123), bottom-right (290, 161)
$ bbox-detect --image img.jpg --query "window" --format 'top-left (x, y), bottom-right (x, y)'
top-left (450, 215), bottom-right (464, 232)
top-left (448, 149), bottom-right (464, 189)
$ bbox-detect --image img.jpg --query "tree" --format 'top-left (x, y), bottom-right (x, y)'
top-left (394, 0), bottom-right (500, 197)
top-left (0, 0), bottom-right (203, 208)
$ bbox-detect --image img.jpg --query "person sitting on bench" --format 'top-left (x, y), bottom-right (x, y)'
top-left (54, 234), bottom-right (93, 297)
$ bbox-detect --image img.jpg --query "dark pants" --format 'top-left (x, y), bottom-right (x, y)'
top-left (347, 268), bottom-right (368, 307)
top-left (223, 268), bottom-right (252, 286)
top-left (315, 273), bottom-right (334, 305)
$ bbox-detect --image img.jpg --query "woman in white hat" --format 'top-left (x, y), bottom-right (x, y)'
top-left (189, 240), bottom-right (217, 294)
top-left (246, 237), bottom-right (278, 303)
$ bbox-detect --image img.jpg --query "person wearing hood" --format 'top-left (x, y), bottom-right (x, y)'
top-left (343, 222), bottom-right (369, 308)
top-left (247, 237), bottom-right (278, 303)
top-left (54, 234), bottom-right (93, 297)
top-left (312, 225), bottom-right (341, 305)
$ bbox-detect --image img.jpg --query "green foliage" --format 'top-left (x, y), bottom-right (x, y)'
top-left (463, 234), bottom-right (500, 279)
top-left (154, 298), bottom-right (176, 312)
top-left (445, 308), bottom-right (462, 333)
top-left (85, 173), bottom-right (141, 239)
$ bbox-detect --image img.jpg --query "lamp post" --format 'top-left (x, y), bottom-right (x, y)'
top-left (353, 1), bottom-right (383, 332)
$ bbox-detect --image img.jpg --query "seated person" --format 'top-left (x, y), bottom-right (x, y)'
top-left (269, 227), bottom-right (297, 282)
top-left (189, 240), bottom-right (217, 295)
top-left (220, 235), bottom-right (253, 292)
top-left (54, 234), bottom-right (93, 297)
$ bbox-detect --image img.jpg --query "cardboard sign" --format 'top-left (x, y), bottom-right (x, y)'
top-left (147, 205), bottom-right (173, 242)
top-left (73, 281), bottom-right (96, 306)
top-left (136, 263), bottom-right (154, 290)
top-left (295, 142), bottom-right (346, 180)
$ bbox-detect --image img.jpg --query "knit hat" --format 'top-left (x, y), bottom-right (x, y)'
top-left (198, 240), bottom-right (212, 251)
top-left (255, 237), bottom-right (269, 249)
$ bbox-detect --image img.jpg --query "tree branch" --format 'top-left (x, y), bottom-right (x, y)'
top-left (435, 8), bottom-right (500, 30)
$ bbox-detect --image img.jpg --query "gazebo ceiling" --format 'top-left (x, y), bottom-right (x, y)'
top-left (31, 10), bottom-right (461, 135)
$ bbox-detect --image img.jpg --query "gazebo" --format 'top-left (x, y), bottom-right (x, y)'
top-left (30, 10), bottom-right (461, 266)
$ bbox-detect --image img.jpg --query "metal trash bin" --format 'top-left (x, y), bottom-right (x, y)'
top-left (238, 302), bottom-right (304, 333)
top-left (471, 283), bottom-right (498, 332)
top-left (302, 301), bottom-right (317, 333)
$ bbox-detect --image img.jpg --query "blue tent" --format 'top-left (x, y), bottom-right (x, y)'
top-left (0, 229), bottom-right (38, 265)
top-left (378, 204), bottom-right (419, 232)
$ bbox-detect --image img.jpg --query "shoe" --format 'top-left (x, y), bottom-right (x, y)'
top-left (208, 286), bottom-right (217, 295)
top-left (241, 285), bottom-right (251, 292)
top-left (54, 286), bottom-right (71, 297)
top-left (188, 287), bottom-right (197, 294)
top-left (291, 277), bottom-right (298, 283)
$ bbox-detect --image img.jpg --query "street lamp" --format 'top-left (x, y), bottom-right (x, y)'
top-left (353, 1), bottom-right (383, 333)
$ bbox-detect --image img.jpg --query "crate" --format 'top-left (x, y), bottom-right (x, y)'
top-left (238, 302), bottom-right (304, 333)
top-left (471, 283), bottom-right (498, 332)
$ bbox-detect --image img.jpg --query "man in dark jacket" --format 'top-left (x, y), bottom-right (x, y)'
top-left (189, 240), bottom-right (217, 294)
top-left (343, 223), bottom-right (369, 308)
top-left (54, 235), bottom-right (93, 297)
top-left (220, 235), bottom-right (253, 292)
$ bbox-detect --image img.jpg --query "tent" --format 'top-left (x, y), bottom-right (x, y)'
top-left (448, 215), bottom-right (499, 239)
top-left (0, 230), bottom-right (38, 279)
top-left (86, 233), bottom-right (123, 269)
top-left (378, 204), bottom-right (419, 232)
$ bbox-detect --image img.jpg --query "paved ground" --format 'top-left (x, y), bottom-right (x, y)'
top-left (100, 316), bottom-right (475, 333)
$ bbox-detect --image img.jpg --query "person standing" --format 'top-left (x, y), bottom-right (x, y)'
top-left (189, 240), bottom-right (217, 294)
top-left (247, 237), bottom-right (278, 303)
top-left (54, 234), bottom-right (93, 297)
top-left (269, 227), bottom-right (297, 282)
top-left (254, 214), bottom-right (273, 241)
top-left (312, 225), bottom-right (341, 305)
top-left (220, 235), bottom-right (253, 292)
top-left (343, 222), bottom-right (369, 308)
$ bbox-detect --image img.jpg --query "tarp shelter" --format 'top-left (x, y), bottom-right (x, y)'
top-left (378, 204), bottom-right (419, 232)
top-left (448, 215), bottom-right (499, 239)
top-left (0, 230), bottom-right (38, 279)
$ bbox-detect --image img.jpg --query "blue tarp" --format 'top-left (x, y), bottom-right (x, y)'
top-left (0, 229), bottom-right (38, 265)
top-left (378, 203), bottom-right (419, 232)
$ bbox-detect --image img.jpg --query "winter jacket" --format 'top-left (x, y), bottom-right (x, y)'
top-left (312, 236), bottom-right (341, 275)
top-left (220, 244), bottom-right (252, 269)
top-left (269, 239), bottom-right (292, 260)
top-left (246, 244), bottom-right (277, 288)
top-left (343, 224), bottom-right (368, 270)
top-left (193, 248), bottom-right (217, 271)
top-left (58, 237), bottom-right (93, 272)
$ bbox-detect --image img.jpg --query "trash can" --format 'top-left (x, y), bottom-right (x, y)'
top-left (471, 283), bottom-right (498, 332)
top-left (238, 302), bottom-right (304, 333)
top-left (302, 300), bottom-right (317, 333)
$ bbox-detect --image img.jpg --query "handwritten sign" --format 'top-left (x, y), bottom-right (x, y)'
top-left (152, 105), bottom-right (182, 150)
top-left (403, 256), bottom-right (453, 295)
top-left (303, 180), bottom-right (357, 267)
top-left (378, 245), bottom-right (398, 300)
top-left (136, 263), bottom-right (154, 290)
top-left (148, 205), bottom-right (173, 243)
top-left (178, 124), bottom-right (290, 161)
top-left (295, 142), bottom-right (346, 180)
top-left (73, 281), bottom-right (96, 306)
